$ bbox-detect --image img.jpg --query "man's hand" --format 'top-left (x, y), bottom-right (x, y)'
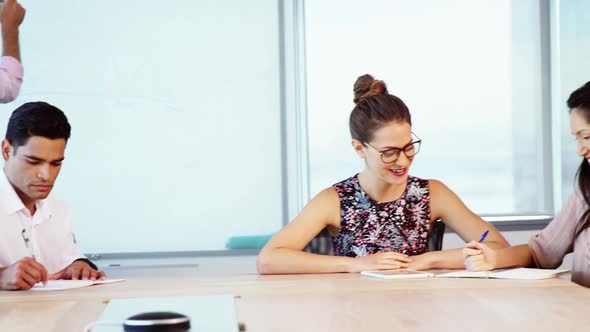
top-left (0, 257), bottom-right (48, 290)
top-left (49, 260), bottom-right (106, 281)
top-left (0, 0), bottom-right (25, 30)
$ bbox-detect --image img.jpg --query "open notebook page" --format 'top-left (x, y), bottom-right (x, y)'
top-left (30, 279), bottom-right (125, 291)
top-left (436, 268), bottom-right (570, 280)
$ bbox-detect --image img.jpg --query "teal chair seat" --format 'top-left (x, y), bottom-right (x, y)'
top-left (225, 234), bottom-right (274, 250)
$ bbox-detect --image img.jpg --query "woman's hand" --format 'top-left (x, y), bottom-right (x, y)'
top-left (406, 252), bottom-right (435, 271)
top-left (348, 251), bottom-right (412, 272)
top-left (463, 241), bottom-right (497, 271)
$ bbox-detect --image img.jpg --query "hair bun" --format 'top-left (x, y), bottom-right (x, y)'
top-left (353, 74), bottom-right (388, 104)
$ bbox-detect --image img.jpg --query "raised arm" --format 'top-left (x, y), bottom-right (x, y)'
top-left (257, 187), bottom-right (412, 274)
top-left (1, 0), bottom-right (25, 61)
top-left (407, 180), bottom-right (510, 270)
top-left (0, 0), bottom-right (25, 102)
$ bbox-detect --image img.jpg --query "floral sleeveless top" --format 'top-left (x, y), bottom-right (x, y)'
top-left (331, 174), bottom-right (431, 257)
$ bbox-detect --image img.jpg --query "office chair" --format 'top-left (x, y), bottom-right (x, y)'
top-left (303, 228), bottom-right (334, 255)
top-left (427, 219), bottom-right (445, 252)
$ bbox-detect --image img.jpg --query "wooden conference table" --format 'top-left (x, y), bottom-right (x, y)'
top-left (1, 260), bottom-right (589, 332)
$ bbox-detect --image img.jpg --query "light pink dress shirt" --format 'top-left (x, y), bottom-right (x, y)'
top-left (0, 55), bottom-right (23, 103)
top-left (529, 187), bottom-right (590, 287)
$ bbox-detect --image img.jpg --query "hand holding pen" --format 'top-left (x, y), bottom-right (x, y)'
top-left (0, 257), bottom-right (48, 290)
top-left (462, 230), bottom-right (497, 272)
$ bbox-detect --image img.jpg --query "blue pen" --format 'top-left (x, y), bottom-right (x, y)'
top-left (478, 230), bottom-right (489, 243)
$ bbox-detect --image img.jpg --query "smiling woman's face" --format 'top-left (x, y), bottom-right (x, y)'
top-left (354, 121), bottom-right (415, 186)
top-left (570, 108), bottom-right (590, 163)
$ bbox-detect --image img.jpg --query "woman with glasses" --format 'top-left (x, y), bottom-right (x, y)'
top-left (257, 74), bottom-right (509, 274)
top-left (463, 81), bottom-right (590, 287)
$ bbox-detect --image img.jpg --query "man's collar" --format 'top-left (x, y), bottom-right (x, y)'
top-left (0, 170), bottom-right (51, 220)
top-left (0, 170), bottom-right (26, 216)
top-left (35, 198), bottom-right (52, 221)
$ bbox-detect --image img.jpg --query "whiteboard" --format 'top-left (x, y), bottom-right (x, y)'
top-left (0, 0), bottom-right (284, 253)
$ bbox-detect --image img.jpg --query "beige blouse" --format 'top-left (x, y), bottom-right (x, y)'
top-left (529, 187), bottom-right (590, 287)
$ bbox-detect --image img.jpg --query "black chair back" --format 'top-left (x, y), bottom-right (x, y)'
top-left (304, 228), bottom-right (333, 255)
top-left (305, 219), bottom-right (446, 255)
top-left (427, 219), bottom-right (445, 252)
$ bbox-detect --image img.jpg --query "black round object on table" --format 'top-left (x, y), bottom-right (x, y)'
top-left (123, 311), bottom-right (191, 332)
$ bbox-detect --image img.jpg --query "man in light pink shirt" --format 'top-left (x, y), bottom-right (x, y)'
top-left (0, 0), bottom-right (25, 103)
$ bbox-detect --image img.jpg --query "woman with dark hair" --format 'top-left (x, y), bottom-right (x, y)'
top-left (463, 81), bottom-right (590, 287)
top-left (257, 74), bottom-right (509, 274)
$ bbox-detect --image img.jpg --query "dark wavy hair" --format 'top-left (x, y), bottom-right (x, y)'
top-left (5, 101), bottom-right (71, 153)
top-left (568, 81), bottom-right (590, 240)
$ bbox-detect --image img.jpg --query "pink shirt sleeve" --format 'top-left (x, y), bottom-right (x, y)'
top-left (0, 56), bottom-right (23, 103)
top-left (528, 188), bottom-right (584, 269)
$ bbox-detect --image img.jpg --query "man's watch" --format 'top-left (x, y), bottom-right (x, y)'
top-left (73, 258), bottom-right (98, 270)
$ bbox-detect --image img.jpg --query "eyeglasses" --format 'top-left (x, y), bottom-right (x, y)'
top-left (364, 134), bottom-right (422, 164)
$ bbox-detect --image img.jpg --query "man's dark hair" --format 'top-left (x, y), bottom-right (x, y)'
top-left (5, 101), bottom-right (71, 151)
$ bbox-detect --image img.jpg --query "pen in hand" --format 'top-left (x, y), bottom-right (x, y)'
top-left (461, 230), bottom-right (492, 273)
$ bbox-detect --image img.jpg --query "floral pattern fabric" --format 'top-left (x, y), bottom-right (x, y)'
top-left (332, 174), bottom-right (431, 257)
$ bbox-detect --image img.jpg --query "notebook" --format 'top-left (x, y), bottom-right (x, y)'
top-left (92, 295), bottom-right (239, 332)
top-left (361, 269), bottom-right (435, 279)
top-left (435, 268), bottom-right (570, 280)
top-left (31, 279), bottom-right (125, 291)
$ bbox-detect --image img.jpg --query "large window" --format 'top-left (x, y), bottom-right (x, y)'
top-left (305, 0), bottom-right (550, 215)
